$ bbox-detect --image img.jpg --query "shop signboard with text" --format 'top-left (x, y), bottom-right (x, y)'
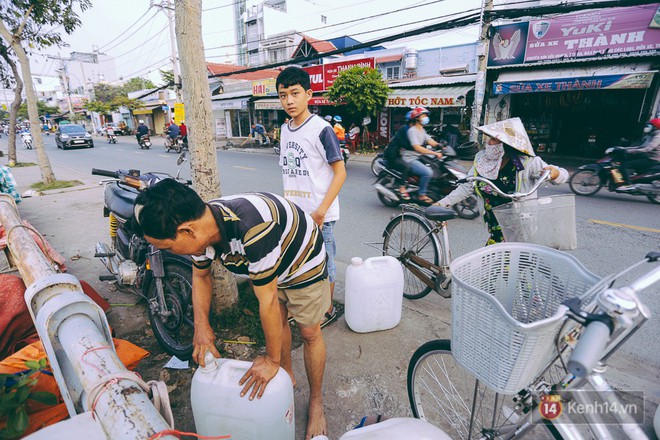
top-left (488, 4), bottom-right (660, 66)
top-left (252, 79), bottom-right (277, 96)
top-left (493, 72), bottom-right (656, 94)
top-left (387, 90), bottom-right (468, 107)
top-left (303, 58), bottom-right (375, 92)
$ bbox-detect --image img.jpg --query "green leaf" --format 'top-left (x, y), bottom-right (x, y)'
top-left (12, 407), bottom-right (28, 434)
top-left (28, 391), bottom-right (57, 406)
top-left (24, 361), bottom-right (40, 371)
top-left (16, 387), bottom-right (29, 404)
top-left (38, 358), bottom-right (47, 369)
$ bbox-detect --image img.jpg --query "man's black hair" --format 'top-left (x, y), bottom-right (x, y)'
top-left (131, 178), bottom-right (206, 240)
top-left (276, 66), bottom-right (310, 91)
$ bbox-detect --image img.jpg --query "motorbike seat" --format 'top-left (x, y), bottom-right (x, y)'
top-left (425, 205), bottom-right (457, 221)
top-left (105, 183), bottom-right (138, 220)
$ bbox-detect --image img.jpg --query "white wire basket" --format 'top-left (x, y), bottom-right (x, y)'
top-left (450, 243), bottom-right (600, 395)
top-left (493, 194), bottom-right (577, 250)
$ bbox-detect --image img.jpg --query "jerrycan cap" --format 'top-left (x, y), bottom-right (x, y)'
top-left (200, 351), bottom-right (219, 373)
top-left (351, 257), bottom-right (364, 265)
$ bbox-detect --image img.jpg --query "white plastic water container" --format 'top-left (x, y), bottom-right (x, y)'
top-left (339, 417), bottom-right (451, 440)
top-left (345, 256), bottom-right (404, 333)
top-left (191, 353), bottom-right (295, 440)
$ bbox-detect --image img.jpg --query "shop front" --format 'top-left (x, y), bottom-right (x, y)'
top-left (133, 104), bottom-right (167, 135)
top-left (490, 65), bottom-right (657, 156)
top-left (211, 97), bottom-right (250, 140)
top-left (386, 79), bottom-right (475, 147)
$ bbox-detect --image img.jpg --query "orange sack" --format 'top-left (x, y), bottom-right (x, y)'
top-left (0, 339), bottom-right (149, 436)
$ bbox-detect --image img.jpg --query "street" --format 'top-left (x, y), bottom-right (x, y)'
top-left (5, 133), bottom-right (660, 437)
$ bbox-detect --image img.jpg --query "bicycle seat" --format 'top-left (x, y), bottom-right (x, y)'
top-left (425, 206), bottom-right (457, 221)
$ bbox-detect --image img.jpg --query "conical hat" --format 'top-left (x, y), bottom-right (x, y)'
top-left (477, 117), bottom-right (535, 156)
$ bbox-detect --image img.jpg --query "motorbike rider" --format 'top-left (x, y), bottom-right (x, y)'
top-left (179, 121), bottom-right (188, 147)
top-left (167, 121), bottom-right (180, 143)
top-left (105, 124), bottom-right (116, 140)
top-left (435, 117), bottom-right (568, 246)
top-left (383, 111), bottom-right (415, 200)
top-left (404, 107), bottom-right (443, 204)
top-left (618, 118), bottom-right (660, 191)
top-left (136, 120), bottom-right (149, 145)
top-left (331, 116), bottom-right (345, 142)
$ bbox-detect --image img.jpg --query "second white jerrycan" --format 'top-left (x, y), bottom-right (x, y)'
top-left (191, 353), bottom-right (295, 440)
top-left (345, 256), bottom-right (404, 333)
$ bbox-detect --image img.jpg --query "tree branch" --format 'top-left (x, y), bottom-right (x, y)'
top-left (15, 5), bottom-right (35, 41)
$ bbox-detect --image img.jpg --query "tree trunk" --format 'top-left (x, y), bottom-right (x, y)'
top-left (0, 21), bottom-right (56, 183)
top-left (175, 0), bottom-right (238, 312)
top-left (2, 51), bottom-right (22, 165)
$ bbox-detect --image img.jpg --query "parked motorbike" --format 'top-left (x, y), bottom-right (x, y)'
top-left (373, 146), bottom-right (480, 219)
top-left (138, 134), bottom-right (152, 149)
top-left (92, 153), bottom-right (194, 359)
top-left (569, 146), bottom-right (660, 204)
top-left (107, 133), bottom-right (117, 144)
top-left (21, 133), bottom-right (33, 150)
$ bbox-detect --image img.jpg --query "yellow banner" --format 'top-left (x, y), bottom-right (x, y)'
top-left (174, 102), bottom-right (185, 124)
top-left (252, 79), bottom-right (277, 96)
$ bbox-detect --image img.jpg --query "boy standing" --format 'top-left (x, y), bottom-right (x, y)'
top-left (276, 66), bottom-right (346, 437)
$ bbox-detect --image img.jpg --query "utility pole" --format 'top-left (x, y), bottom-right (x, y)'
top-left (153, 0), bottom-right (183, 103)
top-left (470, 0), bottom-right (493, 141)
top-left (49, 55), bottom-right (75, 118)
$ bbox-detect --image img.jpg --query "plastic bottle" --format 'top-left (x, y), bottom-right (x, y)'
top-left (338, 417), bottom-right (451, 439)
top-left (344, 256), bottom-right (404, 333)
top-left (191, 352), bottom-right (295, 440)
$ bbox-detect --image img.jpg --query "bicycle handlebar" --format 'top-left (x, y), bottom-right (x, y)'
top-left (91, 168), bottom-right (118, 178)
top-left (461, 170), bottom-right (551, 201)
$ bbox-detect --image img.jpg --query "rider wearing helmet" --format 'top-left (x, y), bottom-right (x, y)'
top-left (331, 115), bottom-right (345, 141)
top-left (404, 107), bottom-right (443, 204)
top-left (618, 118), bottom-right (660, 191)
top-left (136, 120), bottom-right (149, 144)
top-left (383, 111), bottom-right (416, 200)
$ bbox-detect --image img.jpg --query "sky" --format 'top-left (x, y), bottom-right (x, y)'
top-left (32, 0), bottom-right (484, 87)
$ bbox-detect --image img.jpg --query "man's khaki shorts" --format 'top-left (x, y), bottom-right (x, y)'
top-left (278, 279), bottom-right (331, 327)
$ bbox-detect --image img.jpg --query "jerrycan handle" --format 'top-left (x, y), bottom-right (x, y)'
top-left (365, 256), bottom-right (393, 268)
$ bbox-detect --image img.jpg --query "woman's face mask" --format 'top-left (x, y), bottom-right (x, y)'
top-left (420, 116), bottom-right (430, 126)
top-left (484, 142), bottom-right (504, 160)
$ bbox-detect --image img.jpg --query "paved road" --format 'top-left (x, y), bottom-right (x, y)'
top-left (5, 134), bottom-right (660, 436)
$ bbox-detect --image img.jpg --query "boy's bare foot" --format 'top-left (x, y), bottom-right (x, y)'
top-left (305, 398), bottom-right (327, 440)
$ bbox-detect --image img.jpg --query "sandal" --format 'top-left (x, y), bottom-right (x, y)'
top-left (397, 189), bottom-right (411, 201)
top-left (418, 195), bottom-right (434, 204)
top-left (320, 306), bottom-right (338, 329)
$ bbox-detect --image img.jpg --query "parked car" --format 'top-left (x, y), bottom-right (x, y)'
top-left (103, 123), bottom-right (123, 135)
top-left (56, 124), bottom-right (94, 149)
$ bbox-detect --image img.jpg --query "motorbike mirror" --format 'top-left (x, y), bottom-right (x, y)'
top-left (176, 151), bottom-right (187, 166)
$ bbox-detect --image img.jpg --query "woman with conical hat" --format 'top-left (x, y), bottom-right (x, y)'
top-left (436, 117), bottom-right (568, 245)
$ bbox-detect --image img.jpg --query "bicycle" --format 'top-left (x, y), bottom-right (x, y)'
top-left (377, 172), bottom-right (552, 300)
top-left (407, 244), bottom-right (660, 440)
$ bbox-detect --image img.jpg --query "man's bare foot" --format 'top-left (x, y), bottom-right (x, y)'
top-left (305, 398), bottom-right (327, 440)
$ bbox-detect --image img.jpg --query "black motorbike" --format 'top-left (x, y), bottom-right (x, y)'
top-left (92, 153), bottom-right (194, 359)
top-left (373, 146), bottom-right (480, 219)
top-left (107, 133), bottom-right (117, 144)
top-left (569, 146), bottom-right (660, 205)
top-left (138, 134), bottom-right (152, 149)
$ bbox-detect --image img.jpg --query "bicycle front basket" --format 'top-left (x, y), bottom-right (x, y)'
top-left (492, 194), bottom-right (577, 250)
top-left (450, 243), bottom-right (600, 394)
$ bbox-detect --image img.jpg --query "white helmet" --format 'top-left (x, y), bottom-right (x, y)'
top-left (139, 120), bottom-right (144, 124)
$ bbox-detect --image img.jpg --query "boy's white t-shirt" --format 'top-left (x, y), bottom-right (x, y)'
top-left (280, 114), bottom-right (342, 222)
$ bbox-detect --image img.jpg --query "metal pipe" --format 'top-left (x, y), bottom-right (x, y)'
top-left (0, 194), bottom-right (176, 439)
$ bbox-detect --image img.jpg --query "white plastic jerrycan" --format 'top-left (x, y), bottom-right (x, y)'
top-left (345, 256), bottom-right (404, 333)
top-left (339, 417), bottom-right (452, 440)
top-left (191, 352), bottom-right (295, 440)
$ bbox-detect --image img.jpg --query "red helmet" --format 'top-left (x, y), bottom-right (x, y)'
top-left (650, 118), bottom-right (660, 130)
top-left (409, 107), bottom-right (430, 120)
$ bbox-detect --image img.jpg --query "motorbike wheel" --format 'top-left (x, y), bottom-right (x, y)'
top-left (371, 156), bottom-right (385, 177)
top-left (647, 194), bottom-right (660, 205)
top-left (273, 143), bottom-right (280, 155)
top-left (376, 176), bottom-right (401, 208)
top-left (569, 170), bottom-right (603, 196)
top-left (175, 145), bottom-right (182, 154)
top-left (146, 262), bottom-right (194, 360)
top-left (453, 194), bottom-right (479, 219)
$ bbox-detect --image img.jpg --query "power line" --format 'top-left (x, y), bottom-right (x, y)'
top-left (97, 8), bottom-right (154, 51)
top-left (100, 10), bottom-right (161, 54)
top-left (101, 24), bottom-right (169, 61)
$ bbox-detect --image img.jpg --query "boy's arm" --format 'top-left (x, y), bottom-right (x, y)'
top-left (191, 265), bottom-right (220, 366)
top-left (311, 159), bottom-right (346, 226)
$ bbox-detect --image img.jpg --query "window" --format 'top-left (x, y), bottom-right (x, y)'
top-left (386, 66), bottom-right (400, 80)
top-left (321, 15), bottom-right (327, 24)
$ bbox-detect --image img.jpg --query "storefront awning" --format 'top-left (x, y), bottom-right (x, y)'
top-left (387, 85), bottom-right (473, 108)
top-left (133, 103), bottom-right (163, 115)
top-left (493, 65), bottom-right (656, 95)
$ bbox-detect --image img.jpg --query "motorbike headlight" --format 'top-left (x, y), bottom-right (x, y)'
top-left (61, 134), bottom-right (69, 139)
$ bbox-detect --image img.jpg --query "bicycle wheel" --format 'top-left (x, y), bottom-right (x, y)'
top-left (569, 170), bottom-right (603, 196)
top-left (383, 214), bottom-right (440, 299)
top-left (408, 340), bottom-right (525, 440)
